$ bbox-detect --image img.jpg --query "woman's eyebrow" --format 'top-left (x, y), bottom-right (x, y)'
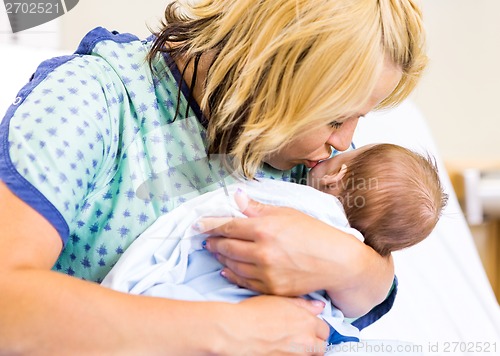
top-left (342, 113), bottom-right (365, 120)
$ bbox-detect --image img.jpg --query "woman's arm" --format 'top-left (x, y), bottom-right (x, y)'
top-left (200, 192), bottom-right (395, 318)
top-left (0, 182), bottom-right (329, 355)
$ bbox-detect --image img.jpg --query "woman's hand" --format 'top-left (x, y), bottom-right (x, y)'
top-left (218, 296), bottom-right (330, 356)
top-left (198, 190), bottom-right (361, 297)
top-left (198, 190), bottom-right (394, 317)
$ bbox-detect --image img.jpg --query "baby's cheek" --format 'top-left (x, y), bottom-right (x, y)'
top-left (306, 170), bottom-right (322, 189)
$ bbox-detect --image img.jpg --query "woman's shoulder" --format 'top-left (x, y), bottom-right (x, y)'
top-left (74, 27), bottom-right (143, 56)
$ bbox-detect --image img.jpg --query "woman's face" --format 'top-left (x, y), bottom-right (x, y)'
top-left (263, 59), bottom-right (402, 171)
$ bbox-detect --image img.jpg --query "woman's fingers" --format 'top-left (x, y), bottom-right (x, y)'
top-left (214, 252), bottom-right (258, 278)
top-left (193, 216), bottom-right (234, 235)
top-left (286, 298), bottom-right (331, 347)
top-left (205, 237), bottom-right (256, 263)
top-left (233, 189), bottom-right (268, 217)
top-left (287, 297), bottom-right (325, 315)
top-left (196, 191), bottom-right (279, 240)
top-left (317, 326), bottom-right (330, 345)
top-left (213, 250), bottom-right (269, 293)
top-left (222, 269), bottom-right (267, 293)
top-left (236, 296), bottom-right (331, 355)
top-left (196, 217), bottom-right (256, 241)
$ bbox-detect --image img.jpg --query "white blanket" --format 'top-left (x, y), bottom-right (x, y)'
top-left (102, 179), bottom-right (363, 342)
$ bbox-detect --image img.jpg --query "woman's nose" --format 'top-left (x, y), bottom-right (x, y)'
top-left (327, 116), bottom-right (360, 151)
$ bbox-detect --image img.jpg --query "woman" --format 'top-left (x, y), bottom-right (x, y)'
top-left (0, 0), bottom-right (426, 354)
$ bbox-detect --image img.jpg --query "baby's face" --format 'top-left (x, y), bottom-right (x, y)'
top-left (307, 144), bottom-right (376, 195)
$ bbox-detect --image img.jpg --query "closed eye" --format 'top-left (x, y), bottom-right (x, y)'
top-left (330, 114), bottom-right (365, 129)
top-left (329, 121), bottom-right (343, 129)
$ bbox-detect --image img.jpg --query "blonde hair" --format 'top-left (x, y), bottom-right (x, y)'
top-left (338, 144), bottom-right (448, 257)
top-left (149, 0), bottom-right (427, 177)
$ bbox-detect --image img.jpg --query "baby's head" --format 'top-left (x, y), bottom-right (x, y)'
top-left (308, 144), bottom-right (448, 256)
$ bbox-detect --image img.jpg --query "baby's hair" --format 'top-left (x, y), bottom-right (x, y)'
top-left (338, 144), bottom-right (448, 256)
top-left (148, 0), bottom-right (427, 178)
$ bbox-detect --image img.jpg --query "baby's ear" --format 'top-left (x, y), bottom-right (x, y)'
top-left (319, 164), bottom-right (347, 187)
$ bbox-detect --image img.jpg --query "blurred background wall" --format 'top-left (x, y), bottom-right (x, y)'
top-left (410, 0), bottom-right (500, 165)
top-left (58, 0), bottom-right (168, 49)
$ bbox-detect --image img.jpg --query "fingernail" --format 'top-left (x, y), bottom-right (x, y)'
top-left (311, 300), bottom-right (325, 308)
top-left (201, 240), bottom-right (207, 249)
top-left (234, 188), bottom-right (250, 211)
top-left (220, 269), bottom-right (227, 278)
top-left (192, 222), bottom-right (204, 232)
